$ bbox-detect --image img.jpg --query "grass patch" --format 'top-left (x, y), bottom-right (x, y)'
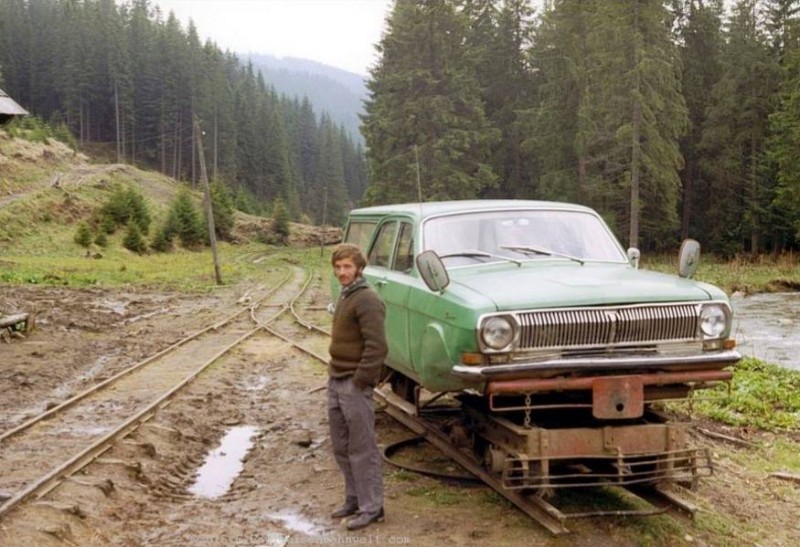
top-left (390, 469), bottom-right (420, 482)
top-left (405, 484), bottom-right (463, 506)
top-left (0, 241), bottom-right (328, 291)
top-left (642, 253), bottom-right (800, 294)
top-left (733, 437), bottom-right (800, 475)
top-left (674, 357), bottom-right (800, 432)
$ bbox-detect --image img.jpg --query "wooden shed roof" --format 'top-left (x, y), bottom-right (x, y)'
top-left (0, 87), bottom-right (29, 116)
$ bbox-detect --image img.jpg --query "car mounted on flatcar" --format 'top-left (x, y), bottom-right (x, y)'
top-left (337, 200), bottom-right (741, 492)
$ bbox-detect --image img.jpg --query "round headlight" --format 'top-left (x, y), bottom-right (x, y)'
top-left (481, 316), bottom-right (515, 350)
top-left (699, 305), bottom-right (727, 338)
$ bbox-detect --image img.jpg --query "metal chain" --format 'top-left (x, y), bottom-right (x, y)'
top-left (523, 393), bottom-right (532, 429)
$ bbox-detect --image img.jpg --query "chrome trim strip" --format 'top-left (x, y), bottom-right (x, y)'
top-left (452, 350), bottom-right (742, 379)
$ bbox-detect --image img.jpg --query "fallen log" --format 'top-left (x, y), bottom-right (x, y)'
top-left (696, 426), bottom-right (753, 447)
top-left (1, 313), bottom-right (33, 343)
top-left (768, 472), bottom-right (800, 485)
top-left (0, 312), bottom-right (30, 332)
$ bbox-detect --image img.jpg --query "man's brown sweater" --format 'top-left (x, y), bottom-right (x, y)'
top-left (328, 277), bottom-right (388, 389)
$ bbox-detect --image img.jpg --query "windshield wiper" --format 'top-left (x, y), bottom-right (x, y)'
top-left (500, 245), bottom-right (585, 265)
top-left (439, 249), bottom-right (522, 266)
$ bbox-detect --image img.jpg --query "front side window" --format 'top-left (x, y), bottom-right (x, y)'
top-left (368, 221), bottom-right (398, 269)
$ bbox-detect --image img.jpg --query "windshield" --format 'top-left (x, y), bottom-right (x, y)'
top-left (423, 209), bottom-right (627, 266)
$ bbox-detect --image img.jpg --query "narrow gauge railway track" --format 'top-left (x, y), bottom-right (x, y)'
top-left (1, 267), bottom-right (697, 535)
top-left (0, 266), bottom-right (316, 520)
top-left (186, 273), bottom-right (704, 536)
top-left (0, 270), bottom-right (293, 443)
top-left (260, 285), bottom-right (702, 536)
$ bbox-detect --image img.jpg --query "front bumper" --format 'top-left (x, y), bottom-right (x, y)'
top-left (451, 349), bottom-right (742, 380)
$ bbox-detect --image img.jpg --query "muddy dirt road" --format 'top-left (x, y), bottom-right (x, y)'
top-left (1, 276), bottom-right (799, 546)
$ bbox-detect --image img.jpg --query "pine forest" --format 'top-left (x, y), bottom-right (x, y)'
top-left (3, 0), bottom-right (800, 255)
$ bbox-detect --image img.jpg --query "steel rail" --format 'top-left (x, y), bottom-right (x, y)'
top-left (0, 326), bottom-right (262, 519)
top-left (0, 269), bottom-right (293, 444)
top-left (0, 267), bottom-right (308, 520)
top-left (288, 269), bottom-right (331, 336)
top-left (374, 386), bottom-right (571, 535)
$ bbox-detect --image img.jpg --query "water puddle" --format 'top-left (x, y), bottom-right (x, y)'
top-left (731, 292), bottom-right (800, 370)
top-left (188, 425), bottom-right (259, 499)
top-left (100, 299), bottom-right (128, 315)
top-left (268, 511), bottom-right (327, 535)
top-left (244, 375), bottom-right (273, 391)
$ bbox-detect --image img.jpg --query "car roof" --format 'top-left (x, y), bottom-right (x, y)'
top-left (348, 199), bottom-right (594, 221)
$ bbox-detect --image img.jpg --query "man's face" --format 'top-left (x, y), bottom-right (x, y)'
top-left (333, 257), bottom-right (360, 287)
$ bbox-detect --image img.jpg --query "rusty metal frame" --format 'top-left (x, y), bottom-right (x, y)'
top-left (487, 370), bottom-right (732, 418)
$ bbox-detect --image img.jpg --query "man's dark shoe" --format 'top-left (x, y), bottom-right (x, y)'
top-left (346, 507), bottom-right (384, 530)
top-left (331, 498), bottom-right (358, 519)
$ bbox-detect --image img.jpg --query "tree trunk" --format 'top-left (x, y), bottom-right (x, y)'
top-left (628, 3), bottom-right (642, 249)
top-left (681, 160), bottom-right (694, 240)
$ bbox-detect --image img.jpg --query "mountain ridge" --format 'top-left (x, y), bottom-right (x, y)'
top-left (245, 53), bottom-right (367, 144)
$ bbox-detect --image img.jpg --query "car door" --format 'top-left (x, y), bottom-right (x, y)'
top-left (365, 218), bottom-right (414, 374)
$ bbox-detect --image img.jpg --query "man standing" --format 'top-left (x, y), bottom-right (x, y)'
top-left (327, 243), bottom-right (387, 531)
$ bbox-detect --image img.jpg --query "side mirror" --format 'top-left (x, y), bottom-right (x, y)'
top-left (627, 247), bottom-right (641, 269)
top-left (416, 250), bottom-right (450, 292)
top-left (678, 239), bottom-right (700, 278)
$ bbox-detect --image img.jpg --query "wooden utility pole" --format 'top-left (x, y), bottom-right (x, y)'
top-left (114, 81), bottom-right (122, 163)
top-left (193, 114), bottom-right (223, 286)
top-left (319, 185), bottom-right (328, 258)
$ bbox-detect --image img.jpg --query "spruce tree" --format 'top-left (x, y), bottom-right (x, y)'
top-left (362, 0), bottom-right (499, 204)
top-left (168, 188), bottom-right (205, 248)
top-left (675, 0), bottom-right (725, 240)
top-left (209, 181), bottom-right (236, 241)
top-left (700, 0), bottom-right (781, 254)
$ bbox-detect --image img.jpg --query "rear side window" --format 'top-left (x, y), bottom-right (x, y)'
top-left (368, 221), bottom-right (398, 269)
top-left (345, 221), bottom-right (378, 251)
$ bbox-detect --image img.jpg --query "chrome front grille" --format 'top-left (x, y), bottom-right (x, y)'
top-left (516, 303), bottom-right (699, 350)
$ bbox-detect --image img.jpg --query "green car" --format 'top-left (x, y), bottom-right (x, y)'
top-left (342, 199), bottom-right (740, 396)
top-left (341, 199), bottom-right (742, 492)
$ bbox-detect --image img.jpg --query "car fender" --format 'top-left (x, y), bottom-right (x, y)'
top-left (418, 322), bottom-right (455, 391)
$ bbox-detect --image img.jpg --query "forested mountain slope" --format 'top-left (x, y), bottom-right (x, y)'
top-left (0, 0), bottom-right (365, 226)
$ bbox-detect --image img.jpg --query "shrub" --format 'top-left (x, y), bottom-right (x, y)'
top-left (94, 232), bottom-right (108, 247)
top-left (271, 198), bottom-right (290, 245)
top-left (150, 226), bottom-right (173, 252)
top-left (100, 214), bottom-right (116, 234)
top-left (122, 221), bottom-right (147, 254)
top-left (100, 185), bottom-right (151, 234)
top-left (74, 222), bottom-right (92, 248)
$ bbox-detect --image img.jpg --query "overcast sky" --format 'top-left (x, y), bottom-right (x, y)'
top-left (151, 0), bottom-right (393, 75)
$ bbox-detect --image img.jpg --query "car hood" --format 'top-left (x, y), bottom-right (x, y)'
top-left (448, 262), bottom-right (717, 311)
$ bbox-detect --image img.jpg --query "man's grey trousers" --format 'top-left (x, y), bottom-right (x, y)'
top-left (327, 376), bottom-right (383, 514)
